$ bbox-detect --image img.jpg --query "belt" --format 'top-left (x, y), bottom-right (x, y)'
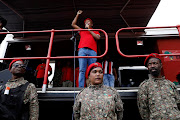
top-left (84, 47), bottom-right (92, 50)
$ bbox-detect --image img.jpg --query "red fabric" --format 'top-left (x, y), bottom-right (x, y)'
top-left (75, 67), bottom-right (79, 87)
top-left (84, 18), bottom-right (93, 24)
top-left (78, 29), bottom-right (100, 53)
top-left (85, 62), bottom-right (102, 79)
top-left (103, 61), bottom-right (105, 74)
top-left (144, 53), bottom-right (161, 67)
top-left (9, 59), bottom-right (23, 70)
top-left (75, 67), bottom-right (86, 87)
top-left (61, 67), bottom-right (74, 82)
top-left (109, 61), bottom-right (112, 74)
top-left (36, 63), bottom-right (52, 78)
top-left (102, 61), bottom-right (113, 74)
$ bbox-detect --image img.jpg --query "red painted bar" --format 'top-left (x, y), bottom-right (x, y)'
top-left (115, 25), bottom-right (180, 58)
top-left (0, 29), bottom-right (108, 92)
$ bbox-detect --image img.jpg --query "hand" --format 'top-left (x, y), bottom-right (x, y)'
top-left (77, 10), bottom-right (83, 15)
top-left (85, 24), bottom-right (90, 29)
top-left (85, 21), bottom-right (90, 29)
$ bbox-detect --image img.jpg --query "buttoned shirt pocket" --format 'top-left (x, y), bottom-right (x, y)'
top-left (148, 90), bottom-right (156, 110)
top-left (149, 99), bottom-right (156, 113)
top-left (150, 111), bottom-right (160, 119)
top-left (101, 94), bottom-right (115, 118)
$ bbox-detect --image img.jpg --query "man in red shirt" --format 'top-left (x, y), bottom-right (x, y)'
top-left (71, 10), bottom-right (100, 87)
top-left (34, 59), bottom-right (52, 88)
top-left (61, 61), bottom-right (74, 87)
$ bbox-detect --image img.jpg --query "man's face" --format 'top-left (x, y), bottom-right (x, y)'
top-left (85, 20), bottom-right (93, 28)
top-left (147, 58), bottom-right (162, 77)
top-left (10, 61), bottom-right (26, 77)
top-left (89, 67), bottom-right (103, 85)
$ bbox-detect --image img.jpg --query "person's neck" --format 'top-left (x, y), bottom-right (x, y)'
top-left (11, 75), bottom-right (22, 80)
top-left (152, 74), bottom-right (162, 79)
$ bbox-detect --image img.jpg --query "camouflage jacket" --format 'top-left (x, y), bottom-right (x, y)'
top-left (137, 76), bottom-right (180, 120)
top-left (0, 77), bottom-right (39, 120)
top-left (73, 84), bottom-right (123, 120)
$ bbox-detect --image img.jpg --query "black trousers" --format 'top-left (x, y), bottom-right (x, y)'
top-left (36, 78), bottom-right (49, 88)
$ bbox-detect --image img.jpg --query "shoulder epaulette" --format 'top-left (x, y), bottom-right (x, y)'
top-left (139, 79), bottom-right (149, 87)
top-left (165, 79), bottom-right (176, 88)
top-left (109, 86), bottom-right (117, 91)
top-left (76, 87), bottom-right (86, 96)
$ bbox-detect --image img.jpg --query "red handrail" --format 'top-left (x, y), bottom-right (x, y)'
top-left (115, 25), bottom-right (180, 58)
top-left (43, 29), bottom-right (55, 92)
top-left (0, 29), bottom-right (108, 92)
top-left (0, 29), bottom-right (108, 59)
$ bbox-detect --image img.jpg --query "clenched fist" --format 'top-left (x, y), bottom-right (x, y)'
top-left (77, 10), bottom-right (83, 15)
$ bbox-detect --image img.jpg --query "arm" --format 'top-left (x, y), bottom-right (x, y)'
top-left (113, 68), bottom-right (118, 80)
top-left (85, 23), bottom-right (100, 40)
top-left (34, 65), bottom-right (39, 77)
top-left (34, 70), bottom-right (37, 77)
top-left (115, 91), bottom-right (124, 120)
top-left (24, 83), bottom-right (39, 120)
top-left (48, 65), bottom-right (52, 76)
top-left (171, 83), bottom-right (180, 109)
top-left (137, 84), bottom-right (150, 120)
top-left (73, 94), bottom-right (81, 120)
top-left (71, 10), bottom-right (83, 29)
top-left (89, 30), bottom-right (100, 40)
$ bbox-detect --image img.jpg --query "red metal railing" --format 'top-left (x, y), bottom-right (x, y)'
top-left (0, 29), bottom-right (108, 92)
top-left (115, 25), bottom-right (180, 58)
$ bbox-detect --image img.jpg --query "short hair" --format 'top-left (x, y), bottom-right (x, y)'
top-left (0, 17), bottom-right (7, 27)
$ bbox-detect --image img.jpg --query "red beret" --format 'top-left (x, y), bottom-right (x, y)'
top-left (9, 59), bottom-right (23, 70)
top-left (85, 62), bottom-right (102, 79)
top-left (84, 18), bottom-right (93, 24)
top-left (144, 53), bottom-right (161, 67)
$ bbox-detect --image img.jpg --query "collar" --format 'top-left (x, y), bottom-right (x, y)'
top-left (8, 77), bottom-right (24, 82)
top-left (89, 83), bottom-right (103, 89)
top-left (149, 74), bottom-right (165, 81)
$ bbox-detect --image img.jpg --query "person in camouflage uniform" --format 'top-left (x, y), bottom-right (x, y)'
top-left (73, 62), bottom-right (123, 120)
top-left (137, 53), bottom-right (180, 120)
top-left (0, 59), bottom-right (39, 120)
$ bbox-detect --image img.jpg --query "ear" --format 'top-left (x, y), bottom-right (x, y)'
top-left (9, 68), bottom-right (12, 73)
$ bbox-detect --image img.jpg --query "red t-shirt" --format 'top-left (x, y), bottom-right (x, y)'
top-left (61, 67), bottom-right (74, 82)
top-left (36, 63), bottom-right (52, 78)
top-left (75, 67), bottom-right (79, 87)
top-left (78, 29), bottom-right (100, 53)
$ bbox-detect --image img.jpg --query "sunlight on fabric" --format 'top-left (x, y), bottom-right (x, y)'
top-left (145, 0), bottom-right (180, 35)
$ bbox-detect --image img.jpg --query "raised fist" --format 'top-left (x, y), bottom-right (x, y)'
top-left (77, 10), bottom-right (83, 15)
